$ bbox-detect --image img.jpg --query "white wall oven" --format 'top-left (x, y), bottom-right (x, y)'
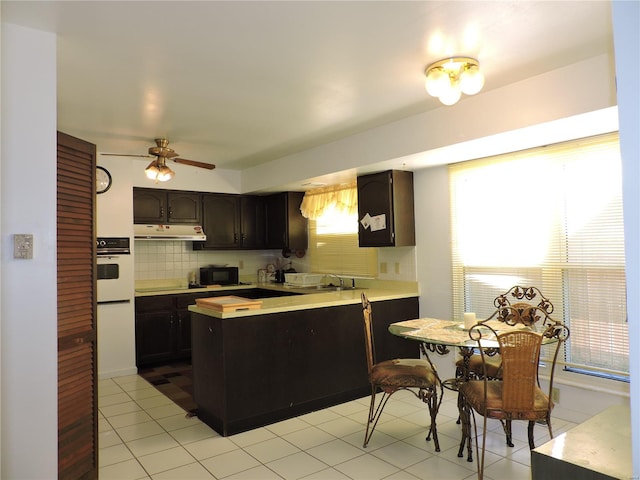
top-left (96, 237), bottom-right (132, 304)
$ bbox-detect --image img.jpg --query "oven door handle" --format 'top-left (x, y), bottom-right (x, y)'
top-left (97, 299), bottom-right (131, 305)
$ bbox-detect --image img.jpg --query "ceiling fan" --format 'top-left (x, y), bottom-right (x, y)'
top-left (102, 138), bottom-right (216, 182)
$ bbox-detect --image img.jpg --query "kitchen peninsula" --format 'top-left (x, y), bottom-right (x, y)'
top-left (184, 282), bottom-right (419, 436)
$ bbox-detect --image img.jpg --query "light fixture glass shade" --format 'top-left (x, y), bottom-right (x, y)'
top-left (156, 165), bottom-right (175, 182)
top-left (425, 67), bottom-right (450, 98)
top-left (145, 161), bottom-right (160, 180)
top-left (145, 160), bottom-right (174, 182)
top-left (438, 83), bottom-right (462, 106)
top-left (459, 65), bottom-right (485, 95)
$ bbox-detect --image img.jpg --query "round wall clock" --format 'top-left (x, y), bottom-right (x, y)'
top-left (96, 166), bottom-right (112, 194)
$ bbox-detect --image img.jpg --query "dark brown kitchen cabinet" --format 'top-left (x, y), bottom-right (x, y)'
top-left (198, 194), bottom-right (239, 249)
top-left (191, 296), bottom-right (418, 436)
top-left (135, 295), bottom-right (177, 366)
top-left (240, 195), bottom-right (266, 249)
top-left (195, 194), bottom-right (265, 250)
top-left (264, 192), bottom-right (308, 250)
top-left (133, 188), bottom-right (201, 224)
top-left (135, 291), bottom-right (232, 366)
top-left (357, 170), bottom-right (415, 247)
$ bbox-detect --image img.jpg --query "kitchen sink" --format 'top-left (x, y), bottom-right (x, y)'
top-left (296, 285), bottom-right (365, 292)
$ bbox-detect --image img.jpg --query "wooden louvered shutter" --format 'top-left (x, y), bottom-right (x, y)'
top-left (57, 131), bottom-right (98, 479)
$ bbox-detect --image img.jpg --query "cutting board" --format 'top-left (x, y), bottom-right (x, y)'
top-left (195, 296), bottom-right (262, 312)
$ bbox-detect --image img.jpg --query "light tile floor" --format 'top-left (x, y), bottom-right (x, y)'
top-left (98, 375), bottom-right (577, 480)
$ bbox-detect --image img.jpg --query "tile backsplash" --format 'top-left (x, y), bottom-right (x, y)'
top-left (134, 240), bottom-right (417, 283)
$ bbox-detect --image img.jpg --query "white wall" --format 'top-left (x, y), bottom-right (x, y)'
top-left (612, 1), bottom-right (640, 476)
top-left (1, 23), bottom-right (58, 478)
top-left (413, 166), bottom-right (452, 319)
top-left (96, 156), bottom-right (136, 378)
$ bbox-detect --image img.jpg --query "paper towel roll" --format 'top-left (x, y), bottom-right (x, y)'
top-left (464, 312), bottom-right (476, 330)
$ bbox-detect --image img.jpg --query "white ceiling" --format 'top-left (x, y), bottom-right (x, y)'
top-left (2, 1), bottom-right (614, 175)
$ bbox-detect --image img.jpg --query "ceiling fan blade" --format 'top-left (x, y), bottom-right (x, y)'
top-left (173, 158), bottom-right (216, 170)
top-left (101, 153), bottom-right (153, 158)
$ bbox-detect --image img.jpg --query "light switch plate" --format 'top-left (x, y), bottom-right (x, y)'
top-left (14, 234), bottom-right (34, 259)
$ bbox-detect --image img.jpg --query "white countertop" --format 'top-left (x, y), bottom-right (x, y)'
top-left (188, 286), bottom-right (418, 318)
top-left (134, 278), bottom-right (419, 318)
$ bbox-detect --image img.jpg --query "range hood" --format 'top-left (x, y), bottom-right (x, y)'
top-left (134, 224), bottom-right (206, 241)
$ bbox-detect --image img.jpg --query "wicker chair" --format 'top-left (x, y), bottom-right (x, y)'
top-left (457, 312), bottom-right (569, 479)
top-left (361, 292), bottom-right (443, 450)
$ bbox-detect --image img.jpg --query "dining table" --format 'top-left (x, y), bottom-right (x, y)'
top-left (388, 317), bottom-right (519, 390)
top-left (388, 316), bottom-right (557, 461)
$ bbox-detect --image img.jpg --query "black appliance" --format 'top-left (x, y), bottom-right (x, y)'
top-left (200, 266), bottom-right (239, 286)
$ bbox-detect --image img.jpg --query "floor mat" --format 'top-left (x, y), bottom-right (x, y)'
top-left (137, 361), bottom-right (197, 415)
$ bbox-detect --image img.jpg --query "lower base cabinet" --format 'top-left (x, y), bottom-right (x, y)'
top-left (191, 296), bottom-right (419, 436)
top-left (135, 292), bottom-right (227, 367)
top-left (135, 289), bottom-right (303, 366)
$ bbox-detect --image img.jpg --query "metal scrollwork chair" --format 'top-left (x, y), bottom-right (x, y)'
top-left (361, 293), bottom-right (443, 451)
top-left (457, 310), bottom-right (569, 479)
top-left (455, 286), bottom-right (554, 383)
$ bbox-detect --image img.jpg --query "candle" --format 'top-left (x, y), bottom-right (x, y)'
top-left (464, 312), bottom-right (476, 330)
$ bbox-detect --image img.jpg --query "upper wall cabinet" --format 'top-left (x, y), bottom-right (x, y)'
top-left (357, 170), bottom-right (415, 247)
top-left (265, 192), bottom-right (308, 251)
top-left (239, 195), bottom-right (267, 249)
top-left (195, 193), bottom-right (265, 250)
top-left (133, 188), bottom-right (201, 224)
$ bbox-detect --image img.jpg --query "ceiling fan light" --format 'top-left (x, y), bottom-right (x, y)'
top-left (459, 64), bottom-right (485, 95)
top-left (156, 165), bottom-right (175, 182)
top-left (145, 161), bottom-right (160, 180)
top-left (425, 67), bottom-right (450, 98)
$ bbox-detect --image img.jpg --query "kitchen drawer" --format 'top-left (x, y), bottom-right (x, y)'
top-left (135, 295), bottom-right (175, 312)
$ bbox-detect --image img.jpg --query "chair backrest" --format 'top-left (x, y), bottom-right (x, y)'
top-left (361, 293), bottom-right (375, 375)
top-left (497, 330), bottom-right (543, 412)
top-left (472, 318), bottom-right (570, 414)
top-left (493, 286), bottom-right (554, 327)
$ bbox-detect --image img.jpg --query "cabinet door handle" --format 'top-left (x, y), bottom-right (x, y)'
top-left (160, 207), bottom-right (164, 218)
top-left (168, 207), bottom-right (173, 218)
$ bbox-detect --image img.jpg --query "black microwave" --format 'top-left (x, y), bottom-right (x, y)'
top-left (200, 266), bottom-right (239, 286)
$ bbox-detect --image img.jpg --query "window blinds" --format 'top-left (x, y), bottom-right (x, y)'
top-left (305, 183), bottom-right (378, 277)
top-left (449, 132), bottom-right (628, 377)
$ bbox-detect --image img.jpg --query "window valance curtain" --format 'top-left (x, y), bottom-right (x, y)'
top-left (300, 181), bottom-right (358, 220)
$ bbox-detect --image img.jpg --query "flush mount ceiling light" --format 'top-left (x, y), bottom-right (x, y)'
top-left (424, 57), bottom-right (485, 106)
top-left (145, 157), bottom-right (175, 182)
